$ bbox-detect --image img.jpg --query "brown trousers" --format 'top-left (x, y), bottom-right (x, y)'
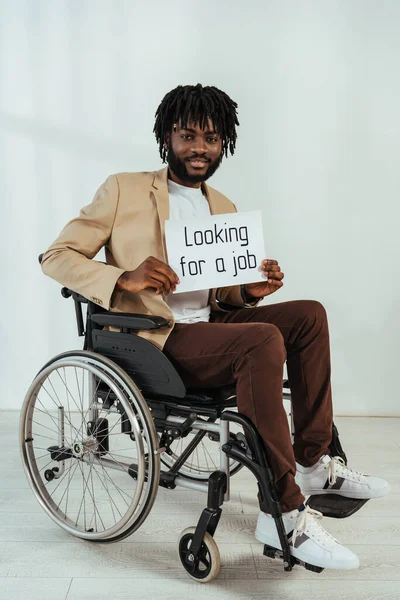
top-left (163, 299), bottom-right (333, 512)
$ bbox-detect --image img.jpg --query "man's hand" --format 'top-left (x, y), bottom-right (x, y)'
top-left (244, 259), bottom-right (284, 299)
top-left (115, 256), bottom-right (180, 296)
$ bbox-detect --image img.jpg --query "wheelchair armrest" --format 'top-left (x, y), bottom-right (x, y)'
top-left (215, 298), bottom-right (245, 311)
top-left (38, 250), bottom-right (170, 331)
top-left (90, 312), bottom-right (171, 330)
top-left (215, 286), bottom-right (259, 311)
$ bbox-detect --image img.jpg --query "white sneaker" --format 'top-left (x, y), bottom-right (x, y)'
top-left (255, 505), bottom-right (359, 570)
top-left (295, 455), bottom-right (390, 499)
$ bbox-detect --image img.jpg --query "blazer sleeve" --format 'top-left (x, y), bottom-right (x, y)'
top-left (212, 201), bottom-right (262, 309)
top-left (41, 175), bottom-right (126, 310)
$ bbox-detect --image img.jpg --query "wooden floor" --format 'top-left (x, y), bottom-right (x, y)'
top-left (1, 411), bottom-right (399, 600)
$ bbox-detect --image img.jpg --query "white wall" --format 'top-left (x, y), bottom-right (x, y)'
top-left (1, 0), bottom-right (399, 415)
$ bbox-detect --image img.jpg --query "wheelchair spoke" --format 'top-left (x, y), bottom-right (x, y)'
top-left (38, 453), bottom-right (66, 475)
top-left (75, 461), bottom-right (90, 529)
top-left (35, 398), bottom-right (75, 444)
top-left (74, 367), bottom-right (84, 415)
top-left (63, 459), bottom-right (75, 518)
top-left (83, 462), bottom-right (104, 531)
top-left (32, 418), bottom-right (60, 436)
top-left (195, 444), bottom-right (200, 473)
top-left (110, 448), bottom-right (140, 452)
top-left (99, 440), bottom-right (131, 471)
top-left (56, 460), bottom-right (80, 513)
top-left (30, 432), bottom-right (62, 443)
top-left (91, 462), bottom-right (127, 514)
top-left (203, 442), bottom-right (217, 471)
top-left (92, 462), bottom-right (118, 523)
top-left (71, 373), bottom-right (103, 442)
top-left (32, 415), bottom-right (67, 451)
top-left (33, 446), bottom-right (63, 452)
top-left (57, 368), bottom-right (87, 416)
top-left (70, 367), bottom-right (87, 442)
top-left (101, 414), bottom-right (122, 438)
top-left (62, 367), bottom-right (74, 443)
top-left (46, 462), bottom-right (80, 506)
top-left (93, 459), bottom-right (132, 504)
top-left (108, 431), bottom-right (137, 436)
top-left (34, 452), bottom-right (55, 462)
top-left (92, 454), bottom-right (131, 504)
top-left (44, 378), bottom-right (81, 439)
top-left (201, 441), bottom-right (211, 472)
top-left (87, 463), bottom-right (107, 533)
top-left (179, 437), bottom-right (184, 459)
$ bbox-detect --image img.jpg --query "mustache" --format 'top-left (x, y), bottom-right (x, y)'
top-left (186, 156), bottom-right (211, 162)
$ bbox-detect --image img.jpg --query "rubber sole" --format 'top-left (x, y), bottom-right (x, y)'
top-left (301, 488), bottom-right (389, 499)
top-left (263, 544), bottom-right (324, 573)
top-left (307, 494), bottom-right (369, 518)
top-left (261, 542), bottom-right (359, 571)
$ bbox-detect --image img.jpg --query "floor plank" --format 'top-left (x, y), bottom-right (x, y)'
top-left (0, 578), bottom-right (71, 600)
top-left (0, 541), bottom-right (257, 580)
top-left (65, 578), bottom-right (400, 600)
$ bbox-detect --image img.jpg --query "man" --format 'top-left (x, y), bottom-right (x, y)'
top-left (42, 83), bottom-right (389, 571)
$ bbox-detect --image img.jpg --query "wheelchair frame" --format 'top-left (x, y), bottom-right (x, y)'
top-left (21, 256), bottom-right (363, 582)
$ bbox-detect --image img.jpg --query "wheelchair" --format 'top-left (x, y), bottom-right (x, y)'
top-left (20, 255), bottom-right (368, 583)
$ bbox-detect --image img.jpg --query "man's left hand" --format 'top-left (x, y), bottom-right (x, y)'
top-left (244, 259), bottom-right (284, 299)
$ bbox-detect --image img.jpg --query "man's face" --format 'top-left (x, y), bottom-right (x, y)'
top-left (165, 117), bottom-right (223, 186)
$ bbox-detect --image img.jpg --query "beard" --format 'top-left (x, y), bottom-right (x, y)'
top-left (166, 147), bottom-right (223, 184)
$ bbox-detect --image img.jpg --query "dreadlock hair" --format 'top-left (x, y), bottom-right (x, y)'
top-left (153, 83), bottom-right (239, 163)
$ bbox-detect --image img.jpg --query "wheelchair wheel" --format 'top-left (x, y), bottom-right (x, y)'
top-left (20, 350), bottom-right (160, 542)
top-left (179, 526), bottom-right (220, 583)
top-left (160, 411), bottom-right (244, 481)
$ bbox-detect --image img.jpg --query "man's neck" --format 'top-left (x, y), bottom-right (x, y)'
top-left (168, 168), bottom-right (202, 189)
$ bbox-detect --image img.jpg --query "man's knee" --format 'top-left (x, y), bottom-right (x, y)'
top-left (296, 300), bottom-right (328, 326)
top-left (242, 323), bottom-right (286, 359)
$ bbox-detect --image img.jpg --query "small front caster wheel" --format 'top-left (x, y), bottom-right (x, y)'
top-left (44, 467), bottom-right (58, 482)
top-left (178, 526), bottom-right (220, 583)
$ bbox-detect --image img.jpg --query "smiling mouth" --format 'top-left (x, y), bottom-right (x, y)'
top-left (187, 159), bottom-right (209, 168)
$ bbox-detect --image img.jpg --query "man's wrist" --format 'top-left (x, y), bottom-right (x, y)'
top-left (115, 272), bottom-right (128, 292)
top-left (241, 284), bottom-right (261, 304)
top-left (111, 272), bottom-right (128, 306)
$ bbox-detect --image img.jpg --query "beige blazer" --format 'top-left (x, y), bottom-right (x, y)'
top-left (41, 166), bottom-right (260, 350)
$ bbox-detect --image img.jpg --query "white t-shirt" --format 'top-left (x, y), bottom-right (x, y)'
top-left (164, 179), bottom-right (211, 324)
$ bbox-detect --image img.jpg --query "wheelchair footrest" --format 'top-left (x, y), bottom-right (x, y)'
top-left (47, 445), bottom-right (73, 462)
top-left (263, 544), bottom-right (324, 574)
top-left (307, 494), bottom-right (368, 518)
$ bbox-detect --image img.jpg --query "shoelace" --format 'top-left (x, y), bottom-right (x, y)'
top-left (327, 456), bottom-right (365, 485)
top-left (292, 505), bottom-right (337, 548)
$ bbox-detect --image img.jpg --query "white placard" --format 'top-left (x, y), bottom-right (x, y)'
top-left (165, 210), bottom-right (266, 293)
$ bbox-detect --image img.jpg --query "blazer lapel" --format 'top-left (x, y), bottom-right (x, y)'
top-left (151, 167), bottom-right (225, 261)
top-left (202, 181), bottom-right (225, 215)
top-left (151, 167), bottom-right (170, 261)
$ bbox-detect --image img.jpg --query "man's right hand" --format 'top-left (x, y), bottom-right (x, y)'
top-left (115, 256), bottom-right (180, 296)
